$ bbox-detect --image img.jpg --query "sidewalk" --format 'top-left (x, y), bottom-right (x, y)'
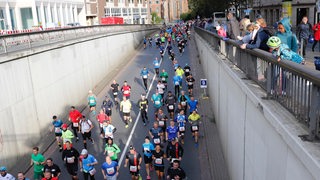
top-left (188, 33), bottom-right (230, 180)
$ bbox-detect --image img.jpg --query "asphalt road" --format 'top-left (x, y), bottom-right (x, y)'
top-left (26, 36), bottom-right (202, 180)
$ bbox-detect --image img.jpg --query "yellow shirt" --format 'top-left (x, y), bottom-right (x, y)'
top-left (176, 68), bottom-right (184, 77)
top-left (188, 113), bottom-right (200, 122)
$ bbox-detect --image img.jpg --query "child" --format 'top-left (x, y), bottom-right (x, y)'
top-left (266, 36), bottom-right (304, 64)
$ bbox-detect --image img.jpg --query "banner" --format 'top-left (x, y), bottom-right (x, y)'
top-left (282, 1), bottom-right (292, 18)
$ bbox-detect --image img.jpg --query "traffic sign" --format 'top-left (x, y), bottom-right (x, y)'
top-left (200, 79), bottom-right (207, 88)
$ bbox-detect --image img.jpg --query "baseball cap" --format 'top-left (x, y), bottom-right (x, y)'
top-left (129, 145), bottom-right (134, 150)
top-left (0, 166), bottom-right (6, 171)
top-left (81, 149), bottom-right (88, 155)
top-left (62, 124), bottom-right (68, 129)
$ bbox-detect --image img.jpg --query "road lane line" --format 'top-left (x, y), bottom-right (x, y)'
top-left (118, 42), bottom-right (168, 165)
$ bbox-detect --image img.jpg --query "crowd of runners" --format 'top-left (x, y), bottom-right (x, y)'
top-left (0, 21), bottom-right (202, 180)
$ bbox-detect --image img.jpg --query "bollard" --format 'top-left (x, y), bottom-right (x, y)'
top-left (314, 56), bottom-right (320, 71)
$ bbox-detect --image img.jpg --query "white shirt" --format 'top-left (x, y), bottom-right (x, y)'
top-left (103, 124), bottom-right (116, 138)
top-left (157, 83), bottom-right (165, 94)
top-left (80, 119), bottom-right (92, 133)
top-left (0, 173), bottom-right (16, 180)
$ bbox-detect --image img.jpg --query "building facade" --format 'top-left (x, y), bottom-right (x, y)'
top-left (149, 0), bottom-right (189, 23)
top-left (0, 0), bottom-right (86, 31)
top-left (250, 0), bottom-right (317, 28)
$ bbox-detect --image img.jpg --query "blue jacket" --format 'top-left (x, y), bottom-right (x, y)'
top-left (272, 44), bottom-right (303, 64)
top-left (276, 18), bottom-right (298, 52)
top-left (246, 27), bottom-right (269, 51)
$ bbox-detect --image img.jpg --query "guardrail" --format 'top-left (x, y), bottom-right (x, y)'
top-left (195, 27), bottom-right (320, 141)
top-left (0, 24), bottom-right (160, 55)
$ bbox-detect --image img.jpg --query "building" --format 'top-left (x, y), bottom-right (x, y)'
top-left (0, 0), bottom-right (86, 31)
top-left (85, 0), bottom-right (149, 25)
top-left (250, 0), bottom-right (317, 28)
top-left (149, 0), bottom-right (189, 23)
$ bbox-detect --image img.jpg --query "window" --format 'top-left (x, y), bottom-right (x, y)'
top-left (36, 6), bottom-right (42, 23)
top-left (141, 8), bottom-right (147, 15)
top-left (9, 8), bottom-right (16, 30)
top-left (105, 8), bottom-right (111, 16)
top-left (44, 6), bottom-right (48, 23)
top-left (0, 8), bottom-right (6, 29)
top-left (122, 8), bottom-right (128, 16)
top-left (51, 7), bottom-right (55, 22)
top-left (156, 0), bottom-right (159, 4)
top-left (133, 8), bottom-right (140, 16)
top-left (128, 8), bottom-right (132, 16)
top-left (20, 8), bottom-right (33, 29)
top-left (111, 8), bottom-right (121, 16)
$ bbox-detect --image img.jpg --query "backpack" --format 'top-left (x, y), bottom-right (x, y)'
top-left (263, 26), bottom-right (277, 37)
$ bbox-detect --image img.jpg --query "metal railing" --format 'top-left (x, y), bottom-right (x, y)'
top-left (195, 27), bottom-right (320, 141)
top-left (0, 24), bottom-right (160, 55)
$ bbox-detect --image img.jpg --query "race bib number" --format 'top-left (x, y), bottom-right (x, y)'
top-left (155, 100), bottom-right (160, 105)
top-left (143, 75), bottom-right (148, 79)
top-left (106, 167), bottom-right (115, 174)
top-left (108, 151), bottom-right (114, 157)
top-left (175, 82), bottom-right (179, 85)
top-left (89, 168), bottom-right (96, 175)
top-left (192, 125), bottom-right (198, 131)
top-left (161, 77), bottom-right (166, 81)
top-left (188, 82), bottom-right (193, 85)
top-left (67, 157), bottom-right (74, 163)
top-left (185, 69), bottom-right (189, 72)
top-left (124, 90), bottom-right (129, 95)
top-left (155, 63), bottom-right (159, 66)
top-left (89, 99), bottom-right (95, 104)
top-left (169, 105), bottom-right (174, 110)
top-left (130, 166), bottom-right (137, 172)
top-left (153, 138), bottom-right (160, 144)
top-left (155, 158), bottom-right (162, 165)
top-left (179, 126), bottom-right (185, 132)
top-left (73, 122), bottom-right (79, 127)
top-left (144, 147), bottom-right (150, 152)
top-left (159, 120), bottom-right (164, 126)
top-left (54, 127), bottom-right (61, 133)
top-left (181, 101), bottom-right (186, 106)
top-left (100, 123), bottom-right (103, 128)
top-left (113, 92), bottom-right (118, 95)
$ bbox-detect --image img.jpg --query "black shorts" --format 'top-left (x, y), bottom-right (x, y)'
top-left (66, 164), bottom-right (78, 176)
top-left (167, 104), bottom-right (175, 113)
top-left (129, 169), bottom-right (140, 176)
top-left (81, 131), bottom-right (92, 140)
top-left (112, 91), bottom-right (118, 98)
top-left (191, 125), bottom-right (199, 132)
top-left (188, 85), bottom-right (193, 89)
top-left (154, 165), bottom-right (165, 172)
top-left (123, 112), bottom-right (130, 117)
top-left (144, 155), bottom-right (153, 164)
top-left (55, 133), bottom-right (62, 137)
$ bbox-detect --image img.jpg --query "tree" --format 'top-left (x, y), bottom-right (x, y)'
top-left (151, 12), bottom-right (163, 24)
top-left (188, 0), bottom-right (228, 18)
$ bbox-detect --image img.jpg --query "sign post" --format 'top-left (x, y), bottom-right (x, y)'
top-left (200, 79), bottom-right (208, 99)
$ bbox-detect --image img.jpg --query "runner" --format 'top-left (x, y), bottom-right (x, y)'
top-left (188, 110), bottom-right (201, 147)
top-left (153, 57), bottom-right (161, 77)
top-left (68, 106), bottom-right (82, 142)
top-left (175, 110), bottom-right (187, 144)
top-left (149, 122), bottom-right (163, 145)
top-left (121, 81), bottom-right (131, 99)
top-left (102, 121), bottom-right (116, 142)
top-left (120, 96), bottom-right (132, 128)
top-left (173, 73), bottom-right (182, 98)
top-left (101, 96), bottom-right (113, 117)
top-left (155, 109), bottom-right (168, 139)
top-left (183, 64), bottom-right (191, 77)
top-left (124, 145), bottom-right (142, 180)
top-left (142, 136), bottom-right (155, 180)
top-left (137, 94), bottom-right (149, 126)
top-left (97, 110), bottom-right (110, 135)
top-left (188, 96), bottom-right (199, 114)
top-left (79, 149), bottom-right (98, 180)
top-left (88, 90), bottom-right (97, 115)
top-left (61, 124), bottom-right (75, 150)
top-left (51, 115), bottom-right (63, 151)
top-left (43, 158), bottom-right (61, 178)
top-left (140, 67), bottom-right (150, 91)
top-left (151, 90), bottom-right (163, 115)
top-left (165, 120), bottom-right (179, 142)
top-left (110, 80), bottom-right (120, 106)
top-left (159, 45), bottom-right (165, 59)
top-left (0, 166), bottom-right (15, 180)
top-left (79, 115), bottom-right (95, 149)
top-left (143, 37), bottom-right (147, 49)
top-left (166, 138), bottom-right (184, 163)
top-left (30, 147), bottom-right (45, 180)
top-left (152, 144), bottom-right (166, 180)
top-left (101, 156), bottom-right (119, 180)
top-left (41, 171), bottom-right (58, 180)
top-left (104, 137), bottom-right (121, 162)
top-left (178, 91), bottom-right (190, 115)
top-left (166, 160), bottom-right (186, 180)
top-left (159, 69), bottom-right (169, 89)
top-left (175, 66), bottom-right (184, 79)
top-left (165, 91), bottom-right (177, 120)
top-left (148, 36), bottom-right (153, 47)
top-left (186, 74), bottom-right (195, 95)
top-left (156, 80), bottom-right (166, 99)
top-left (62, 141), bottom-right (80, 180)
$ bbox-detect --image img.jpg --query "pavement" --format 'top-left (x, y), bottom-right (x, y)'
top-left (21, 30), bottom-right (229, 180)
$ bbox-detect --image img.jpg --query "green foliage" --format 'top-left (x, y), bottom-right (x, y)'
top-left (151, 12), bottom-right (163, 24)
top-left (180, 12), bottom-right (194, 21)
top-left (189, 0), bottom-right (228, 18)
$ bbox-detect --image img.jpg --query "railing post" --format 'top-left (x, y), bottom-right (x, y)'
top-left (266, 63), bottom-right (272, 97)
top-left (3, 38), bottom-right (7, 53)
top-left (308, 85), bottom-right (320, 141)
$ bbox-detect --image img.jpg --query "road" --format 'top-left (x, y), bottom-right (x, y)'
top-left (25, 35), bottom-right (203, 180)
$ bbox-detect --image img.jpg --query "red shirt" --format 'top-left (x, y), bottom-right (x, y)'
top-left (42, 177), bottom-right (58, 180)
top-left (96, 113), bottom-right (110, 124)
top-left (121, 85), bottom-right (131, 97)
top-left (69, 109), bottom-right (82, 123)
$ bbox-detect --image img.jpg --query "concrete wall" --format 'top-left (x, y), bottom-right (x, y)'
top-left (0, 25), bottom-right (157, 171)
top-left (195, 33), bottom-right (320, 180)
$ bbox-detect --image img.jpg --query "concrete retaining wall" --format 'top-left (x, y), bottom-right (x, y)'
top-left (195, 33), bottom-right (320, 180)
top-left (0, 26), bottom-right (157, 171)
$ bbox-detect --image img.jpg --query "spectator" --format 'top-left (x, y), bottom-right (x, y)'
top-left (17, 172), bottom-right (30, 180)
top-left (237, 23), bottom-right (255, 43)
top-left (296, 16), bottom-right (312, 57)
top-left (0, 166), bottom-right (15, 179)
top-left (239, 15), bottom-right (251, 36)
top-left (216, 25), bottom-right (227, 38)
top-left (240, 18), bottom-right (269, 51)
top-left (312, 20), bottom-right (320, 52)
top-left (226, 12), bottom-right (240, 40)
top-left (276, 17), bottom-right (298, 52)
top-left (204, 19), bottom-right (215, 32)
